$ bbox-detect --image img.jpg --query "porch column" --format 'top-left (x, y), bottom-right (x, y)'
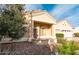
top-left (37, 27), bottom-right (40, 39)
top-left (28, 11), bottom-right (34, 42)
top-left (31, 21), bottom-right (34, 39)
top-left (35, 26), bottom-right (40, 39)
top-left (51, 24), bottom-right (57, 43)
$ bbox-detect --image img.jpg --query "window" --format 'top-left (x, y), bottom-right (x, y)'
top-left (62, 30), bottom-right (66, 32)
top-left (61, 30), bottom-right (71, 32)
top-left (56, 29), bottom-right (60, 31)
top-left (41, 26), bottom-right (49, 36)
top-left (41, 28), bottom-right (47, 36)
top-left (63, 22), bottom-right (66, 26)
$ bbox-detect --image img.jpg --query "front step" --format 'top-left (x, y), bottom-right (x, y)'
top-left (34, 39), bottom-right (55, 45)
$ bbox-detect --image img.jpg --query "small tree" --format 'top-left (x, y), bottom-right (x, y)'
top-left (0, 4), bottom-right (26, 40)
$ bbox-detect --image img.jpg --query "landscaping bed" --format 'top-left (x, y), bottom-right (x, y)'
top-left (0, 41), bottom-right (51, 55)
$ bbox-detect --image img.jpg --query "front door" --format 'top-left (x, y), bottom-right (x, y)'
top-left (33, 27), bottom-right (39, 39)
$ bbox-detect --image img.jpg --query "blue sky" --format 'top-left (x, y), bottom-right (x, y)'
top-left (25, 4), bottom-right (79, 28)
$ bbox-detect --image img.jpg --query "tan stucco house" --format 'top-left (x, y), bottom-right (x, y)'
top-left (55, 20), bottom-right (74, 38)
top-left (1, 10), bottom-right (76, 43)
top-left (24, 10), bottom-right (56, 42)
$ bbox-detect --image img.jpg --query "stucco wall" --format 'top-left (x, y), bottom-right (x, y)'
top-left (55, 20), bottom-right (73, 38)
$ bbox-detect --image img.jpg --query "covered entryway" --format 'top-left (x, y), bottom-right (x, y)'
top-left (33, 21), bottom-right (53, 39)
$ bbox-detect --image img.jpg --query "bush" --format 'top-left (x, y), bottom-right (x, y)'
top-left (56, 33), bottom-right (64, 38)
top-left (0, 35), bottom-right (2, 41)
top-left (74, 33), bottom-right (79, 37)
top-left (55, 33), bottom-right (79, 55)
top-left (56, 33), bottom-right (64, 43)
top-left (57, 40), bottom-right (79, 55)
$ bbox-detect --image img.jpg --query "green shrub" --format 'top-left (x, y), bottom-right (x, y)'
top-left (58, 41), bottom-right (71, 55)
top-left (74, 33), bottom-right (79, 37)
top-left (0, 35), bottom-right (2, 41)
top-left (56, 33), bottom-right (64, 43)
top-left (58, 40), bottom-right (79, 55)
top-left (56, 33), bottom-right (79, 55)
top-left (56, 33), bottom-right (64, 38)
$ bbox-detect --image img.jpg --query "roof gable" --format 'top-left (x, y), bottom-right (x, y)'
top-left (56, 20), bottom-right (73, 30)
top-left (32, 10), bottom-right (56, 24)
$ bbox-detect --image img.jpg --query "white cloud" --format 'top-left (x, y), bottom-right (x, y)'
top-left (65, 13), bottom-right (79, 27)
top-left (50, 4), bottom-right (78, 17)
top-left (25, 4), bottom-right (43, 11)
top-left (66, 13), bottom-right (79, 20)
